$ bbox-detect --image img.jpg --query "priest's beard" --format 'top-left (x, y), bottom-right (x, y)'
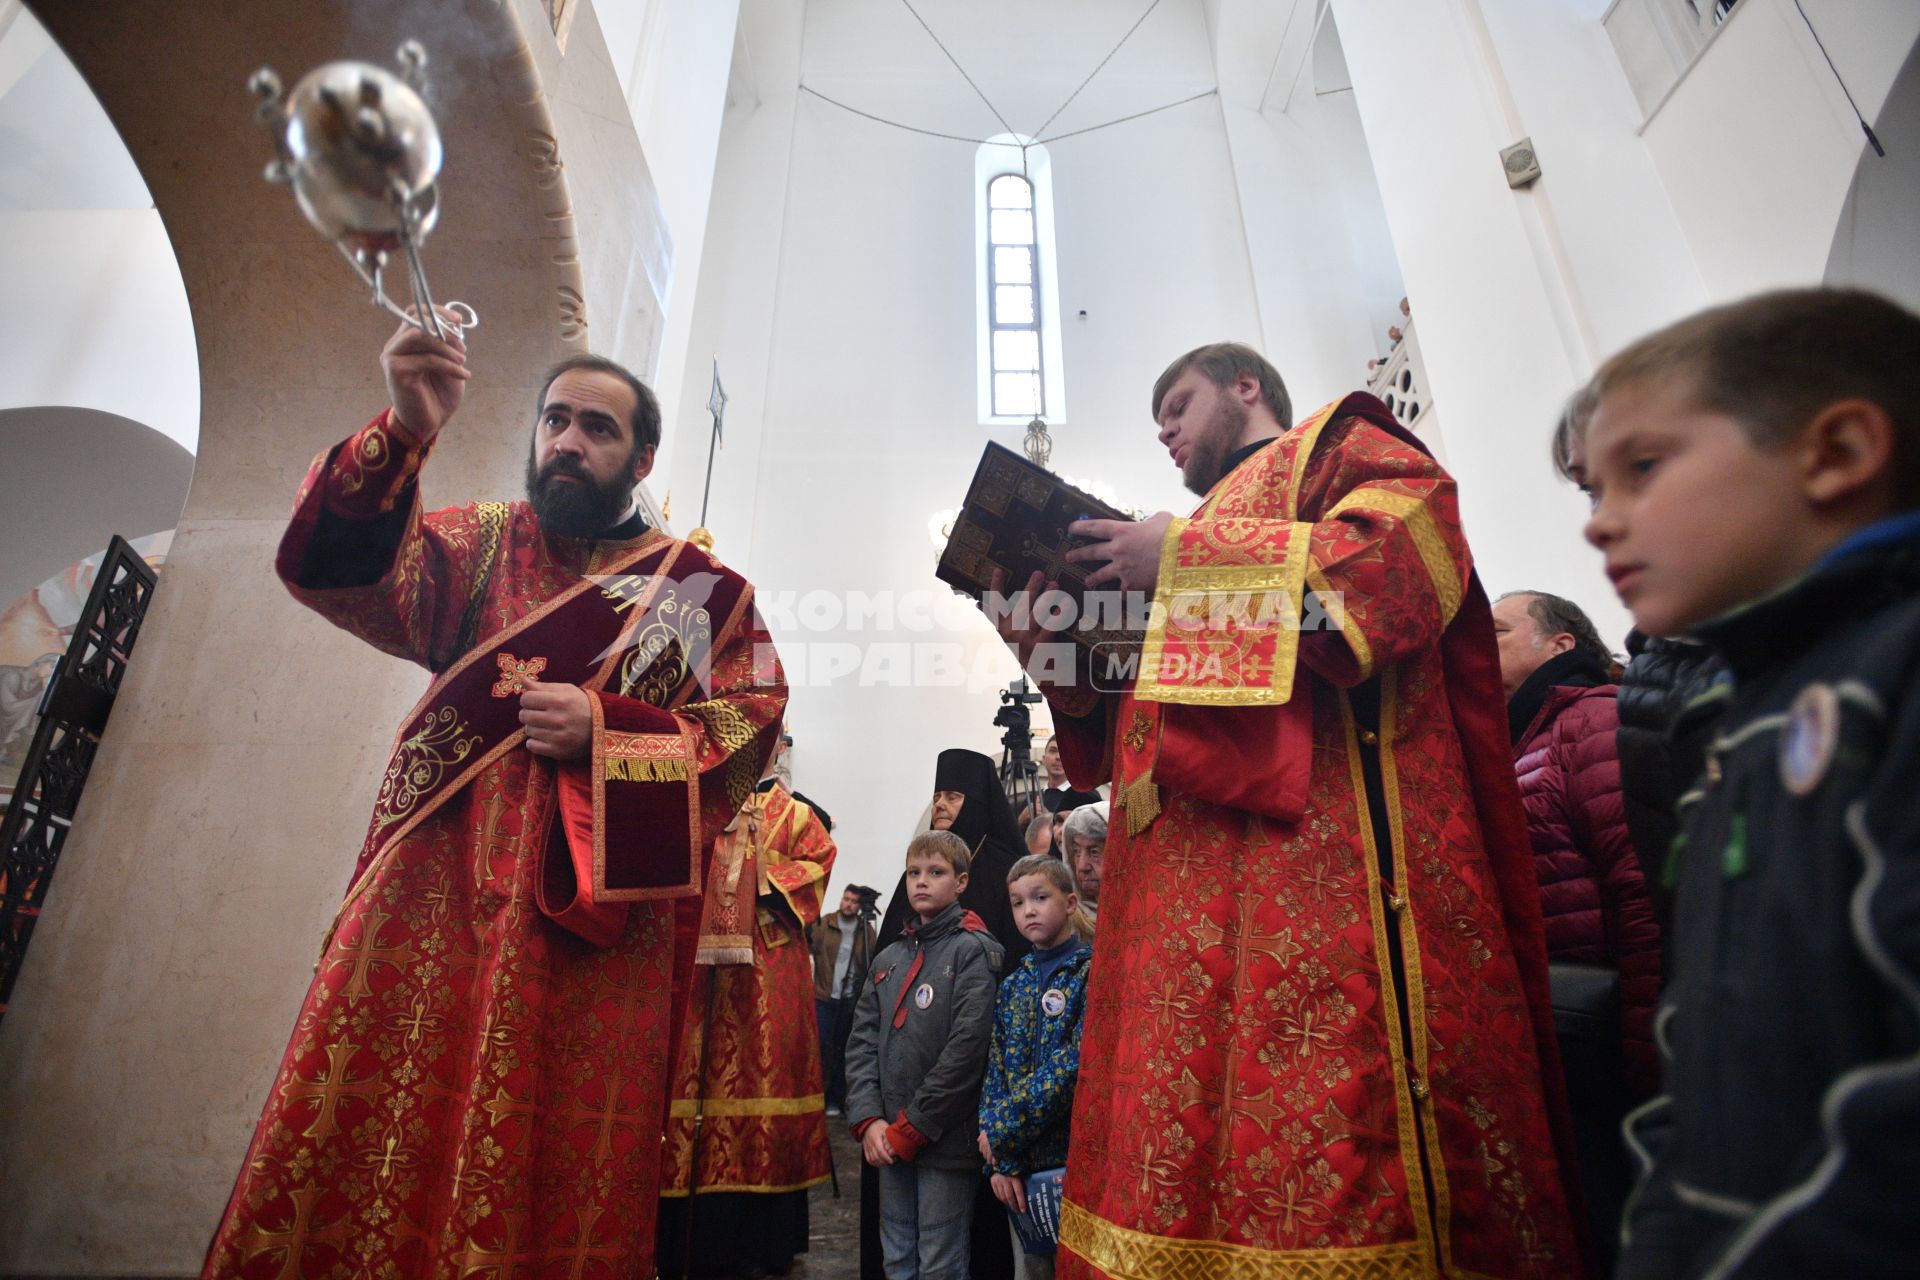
top-left (1181, 395), bottom-right (1250, 496)
top-left (526, 453), bottom-right (634, 537)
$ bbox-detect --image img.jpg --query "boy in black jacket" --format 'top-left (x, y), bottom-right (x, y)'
top-left (1561, 287), bottom-right (1920, 1278)
top-left (846, 830), bottom-right (1004, 1280)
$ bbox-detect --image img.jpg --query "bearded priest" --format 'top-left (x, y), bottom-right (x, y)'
top-left (203, 308), bottom-right (786, 1277)
top-left (989, 343), bottom-right (1582, 1280)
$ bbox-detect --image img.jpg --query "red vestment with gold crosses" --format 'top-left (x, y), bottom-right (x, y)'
top-left (660, 780), bottom-right (835, 1200)
top-left (1047, 395), bottom-right (1580, 1280)
top-left (203, 412), bottom-right (786, 1279)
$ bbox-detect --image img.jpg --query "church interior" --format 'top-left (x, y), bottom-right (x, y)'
top-left (1, 0), bottom-right (1916, 1274)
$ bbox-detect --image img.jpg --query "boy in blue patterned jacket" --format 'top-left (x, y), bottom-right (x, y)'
top-left (977, 854), bottom-right (1095, 1278)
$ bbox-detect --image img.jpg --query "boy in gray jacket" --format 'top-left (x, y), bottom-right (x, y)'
top-left (847, 830), bottom-right (1005, 1280)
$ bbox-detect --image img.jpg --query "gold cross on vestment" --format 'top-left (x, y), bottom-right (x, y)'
top-left (1144, 976), bottom-right (1205, 1032)
top-left (472, 791), bottom-right (519, 884)
top-left (333, 910), bottom-right (417, 1005)
top-left (1187, 893), bottom-right (1304, 1000)
top-left (481, 1083), bottom-right (540, 1144)
top-left (1128, 1130), bottom-right (1187, 1207)
top-left (280, 1041), bottom-right (383, 1141)
top-left (387, 993), bottom-right (446, 1048)
top-left (454, 1218), bottom-right (536, 1279)
top-left (1257, 1162), bottom-right (1333, 1236)
top-left (491, 651), bottom-right (548, 698)
top-left (596, 952), bottom-right (657, 1033)
top-left (565, 1074), bottom-right (646, 1161)
top-left (1311, 1091), bottom-right (1399, 1201)
top-left (1176, 1059), bottom-right (1283, 1167)
top-left (239, 1183), bottom-right (354, 1280)
top-left (353, 1125), bottom-right (418, 1189)
top-left (557, 1205), bottom-right (626, 1280)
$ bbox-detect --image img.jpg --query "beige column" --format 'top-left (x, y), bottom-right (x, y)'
top-left (0, 0), bottom-right (666, 1271)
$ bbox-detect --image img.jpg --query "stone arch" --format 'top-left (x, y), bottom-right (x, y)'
top-left (1825, 36), bottom-right (1920, 314)
top-left (0, 1), bottom-right (656, 1272)
top-left (0, 406), bottom-right (192, 610)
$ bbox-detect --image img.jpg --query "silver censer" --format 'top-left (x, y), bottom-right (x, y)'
top-left (249, 42), bottom-right (477, 341)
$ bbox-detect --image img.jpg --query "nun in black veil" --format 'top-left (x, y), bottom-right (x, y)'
top-left (874, 747), bottom-right (1029, 966)
top-left (860, 746), bottom-right (1027, 1280)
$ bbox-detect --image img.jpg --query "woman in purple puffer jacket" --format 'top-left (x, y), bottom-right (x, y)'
top-left (1497, 590), bottom-right (1665, 1274)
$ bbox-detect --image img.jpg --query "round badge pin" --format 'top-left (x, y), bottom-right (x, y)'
top-left (1041, 988), bottom-right (1067, 1017)
top-left (913, 982), bottom-right (935, 1010)
top-left (1780, 682), bottom-right (1840, 797)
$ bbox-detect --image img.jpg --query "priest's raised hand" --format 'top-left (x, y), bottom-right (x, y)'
top-left (380, 304), bottom-right (471, 445)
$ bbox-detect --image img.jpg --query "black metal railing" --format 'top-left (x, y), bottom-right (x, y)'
top-left (0, 536), bottom-right (157, 1026)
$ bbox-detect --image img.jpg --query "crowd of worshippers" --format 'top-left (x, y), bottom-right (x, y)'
top-left (212, 282), bottom-right (1920, 1280)
top-left (804, 287), bottom-right (1920, 1280)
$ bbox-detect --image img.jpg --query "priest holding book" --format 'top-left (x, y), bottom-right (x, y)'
top-left (987, 343), bottom-right (1582, 1280)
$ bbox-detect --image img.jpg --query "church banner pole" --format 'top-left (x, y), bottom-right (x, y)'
top-left (693, 358), bottom-right (728, 542)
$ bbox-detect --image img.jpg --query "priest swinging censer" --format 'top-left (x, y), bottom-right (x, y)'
top-left (248, 42), bottom-right (477, 341)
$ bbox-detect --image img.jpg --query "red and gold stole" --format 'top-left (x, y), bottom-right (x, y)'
top-left (341, 536), bottom-right (759, 945)
top-left (1112, 397), bottom-right (1383, 834)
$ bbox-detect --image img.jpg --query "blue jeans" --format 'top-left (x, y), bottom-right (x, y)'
top-left (877, 1161), bottom-right (975, 1280)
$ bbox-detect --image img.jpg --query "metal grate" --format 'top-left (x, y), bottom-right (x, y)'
top-left (0, 535), bottom-right (157, 1026)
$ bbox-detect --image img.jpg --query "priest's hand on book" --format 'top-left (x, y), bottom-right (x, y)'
top-left (988, 568), bottom-right (1062, 683)
top-left (1067, 512), bottom-right (1174, 596)
top-left (381, 305), bottom-right (471, 446)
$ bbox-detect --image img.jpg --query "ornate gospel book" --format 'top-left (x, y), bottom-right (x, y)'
top-left (936, 442), bottom-right (1145, 656)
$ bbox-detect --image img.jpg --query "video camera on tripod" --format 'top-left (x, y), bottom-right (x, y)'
top-left (995, 677), bottom-right (1043, 814)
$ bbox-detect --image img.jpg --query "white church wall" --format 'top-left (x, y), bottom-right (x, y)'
top-left (1638, 0), bottom-right (1920, 300)
top-left (1825, 42), bottom-right (1920, 314)
top-left (680, 0), bottom-right (1264, 900)
top-left (1328, 0), bottom-right (1628, 642)
top-left (1476, 0), bottom-right (1711, 356)
top-left (586, 0), bottom-right (744, 495)
top-left (0, 4), bottom-right (199, 456)
top-left (0, 209), bottom-right (199, 456)
top-left (1217, 97), bottom-right (1381, 420)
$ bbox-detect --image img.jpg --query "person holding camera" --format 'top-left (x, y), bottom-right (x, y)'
top-left (814, 883), bottom-right (880, 1115)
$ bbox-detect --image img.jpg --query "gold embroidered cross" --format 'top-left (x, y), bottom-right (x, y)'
top-left (1123, 711), bottom-right (1152, 753)
top-left (1176, 1058), bottom-right (1283, 1167)
top-left (238, 1183), bottom-right (354, 1277)
top-left (491, 652), bottom-right (548, 698)
top-left (332, 910), bottom-right (418, 1006)
top-left (565, 1073), bottom-right (646, 1161)
top-left (1312, 1091), bottom-right (1399, 1200)
top-left (279, 1041), bottom-right (383, 1141)
top-left (557, 1205), bottom-right (625, 1280)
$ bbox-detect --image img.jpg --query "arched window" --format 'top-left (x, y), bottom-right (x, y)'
top-left (976, 137), bottom-right (1064, 425)
top-left (986, 173), bottom-right (1041, 417)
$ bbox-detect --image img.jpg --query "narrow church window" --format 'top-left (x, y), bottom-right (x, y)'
top-left (987, 173), bottom-right (1042, 417)
top-left (976, 137), bottom-right (1065, 425)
